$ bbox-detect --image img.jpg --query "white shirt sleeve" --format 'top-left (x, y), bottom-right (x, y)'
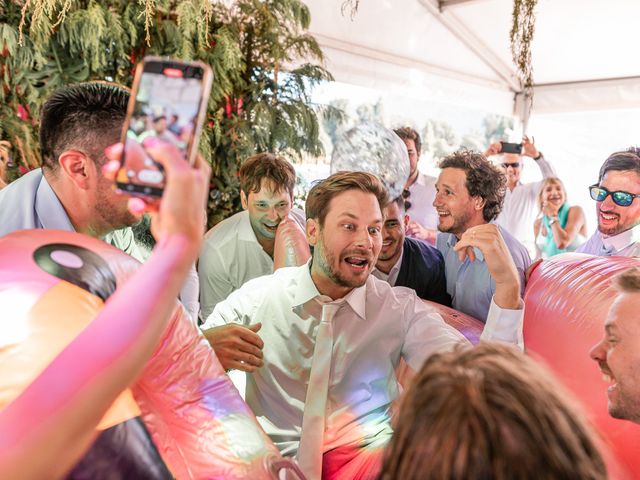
top-left (201, 277), bottom-right (266, 329)
top-left (535, 154), bottom-right (557, 179)
top-left (401, 295), bottom-right (469, 372)
top-left (480, 298), bottom-right (524, 350)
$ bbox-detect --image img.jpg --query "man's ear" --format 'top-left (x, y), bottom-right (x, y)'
top-left (240, 190), bottom-right (248, 210)
top-left (306, 218), bottom-right (319, 247)
top-left (57, 150), bottom-right (92, 190)
top-left (473, 196), bottom-right (486, 212)
top-left (403, 214), bottom-right (410, 231)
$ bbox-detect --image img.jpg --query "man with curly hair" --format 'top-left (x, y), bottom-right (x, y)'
top-left (435, 150), bottom-right (531, 321)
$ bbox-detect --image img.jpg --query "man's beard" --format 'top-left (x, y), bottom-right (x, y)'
top-left (315, 237), bottom-right (370, 289)
top-left (437, 210), bottom-right (473, 237)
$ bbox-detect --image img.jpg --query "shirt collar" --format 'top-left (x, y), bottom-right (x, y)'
top-left (292, 260), bottom-right (368, 321)
top-left (602, 224), bottom-right (640, 254)
top-left (35, 172), bottom-right (75, 231)
top-left (371, 250), bottom-right (403, 286)
top-left (238, 210), bottom-right (260, 243)
top-left (445, 232), bottom-right (485, 262)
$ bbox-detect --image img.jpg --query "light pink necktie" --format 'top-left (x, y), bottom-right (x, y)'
top-left (297, 302), bottom-right (340, 480)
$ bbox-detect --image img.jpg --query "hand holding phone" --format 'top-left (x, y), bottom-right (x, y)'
top-left (500, 141), bottom-right (523, 155)
top-left (116, 57), bottom-right (213, 197)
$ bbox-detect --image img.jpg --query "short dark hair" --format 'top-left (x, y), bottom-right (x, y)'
top-left (614, 267), bottom-right (640, 293)
top-left (391, 195), bottom-right (405, 212)
top-left (239, 153), bottom-right (296, 197)
top-left (381, 343), bottom-right (607, 480)
top-left (40, 82), bottom-right (129, 173)
top-left (394, 127), bottom-right (421, 154)
top-left (439, 150), bottom-right (506, 222)
top-left (598, 147), bottom-right (640, 183)
top-left (306, 171), bottom-right (389, 227)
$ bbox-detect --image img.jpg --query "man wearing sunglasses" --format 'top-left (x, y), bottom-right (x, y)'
top-left (484, 135), bottom-right (556, 255)
top-left (577, 148), bottom-right (640, 257)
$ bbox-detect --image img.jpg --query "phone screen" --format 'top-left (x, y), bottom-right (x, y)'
top-left (116, 59), bottom-right (210, 197)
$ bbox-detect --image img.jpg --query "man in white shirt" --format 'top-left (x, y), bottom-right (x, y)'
top-left (202, 172), bottom-right (524, 480)
top-left (578, 148), bottom-right (640, 257)
top-left (484, 136), bottom-right (556, 253)
top-left (394, 127), bottom-right (439, 244)
top-left (198, 153), bottom-right (305, 319)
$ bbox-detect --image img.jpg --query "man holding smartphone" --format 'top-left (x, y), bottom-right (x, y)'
top-left (484, 135), bottom-right (556, 254)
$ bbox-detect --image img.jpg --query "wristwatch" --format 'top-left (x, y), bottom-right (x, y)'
top-left (549, 217), bottom-right (559, 225)
top-left (533, 152), bottom-right (543, 161)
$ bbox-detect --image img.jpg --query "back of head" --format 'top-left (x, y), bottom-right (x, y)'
top-left (439, 150), bottom-right (506, 222)
top-left (40, 82), bottom-right (130, 174)
top-left (381, 343), bottom-right (606, 480)
top-left (305, 171), bottom-right (389, 226)
top-left (394, 126), bottom-right (421, 153)
top-left (599, 147), bottom-right (640, 182)
top-left (239, 153), bottom-right (296, 197)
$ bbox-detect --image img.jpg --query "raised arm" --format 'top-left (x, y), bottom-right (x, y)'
top-left (523, 135), bottom-right (556, 178)
top-left (0, 141), bottom-right (210, 480)
top-left (453, 224), bottom-right (524, 349)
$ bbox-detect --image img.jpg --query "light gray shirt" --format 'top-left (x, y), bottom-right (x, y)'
top-left (577, 225), bottom-right (640, 257)
top-left (437, 225), bottom-right (531, 322)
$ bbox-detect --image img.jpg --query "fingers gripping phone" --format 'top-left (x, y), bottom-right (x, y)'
top-left (500, 141), bottom-right (523, 155)
top-left (116, 57), bottom-right (213, 197)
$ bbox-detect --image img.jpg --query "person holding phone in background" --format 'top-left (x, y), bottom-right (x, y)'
top-left (484, 135), bottom-right (556, 255)
top-left (533, 177), bottom-right (587, 259)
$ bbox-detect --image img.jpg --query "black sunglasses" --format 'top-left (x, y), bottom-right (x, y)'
top-left (501, 162), bottom-right (521, 169)
top-left (589, 184), bottom-right (640, 207)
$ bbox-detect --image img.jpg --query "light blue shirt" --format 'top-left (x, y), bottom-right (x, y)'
top-left (0, 168), bottom-right (143, 260)
top-left (437, 225), bottom-right (531, 322)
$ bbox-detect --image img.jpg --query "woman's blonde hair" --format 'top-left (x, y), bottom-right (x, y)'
top-left (537, 177), bottom-right (567, 211)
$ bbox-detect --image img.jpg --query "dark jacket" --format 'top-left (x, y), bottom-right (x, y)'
top-left (396, 237), bottom-right (451, 306)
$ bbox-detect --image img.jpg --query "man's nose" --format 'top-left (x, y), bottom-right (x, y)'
top-left (589, 339), bottom-right (605, 362)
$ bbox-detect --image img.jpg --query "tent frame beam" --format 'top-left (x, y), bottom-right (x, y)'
top-left (419, 0), bottom-right (521, 92)
top-left (438, 0), bottom-right (493, 9)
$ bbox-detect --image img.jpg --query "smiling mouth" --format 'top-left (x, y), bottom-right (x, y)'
top-left (437, 210), bottom-right (450, 217)
top-left (599, 211), bottom-right (619, 222)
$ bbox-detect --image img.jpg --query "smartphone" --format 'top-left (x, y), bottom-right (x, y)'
top-left (500, 141), bottom-right (523, 155)
top-left (116, 57), bottom-right (213, 197)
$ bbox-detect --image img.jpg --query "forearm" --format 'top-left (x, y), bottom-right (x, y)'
top-left (0, 234), bottom-right (197, 479)
top-left (536, 154), bottom-right (556, 178)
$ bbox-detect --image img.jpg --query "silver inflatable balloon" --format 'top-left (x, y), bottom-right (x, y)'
top-left (331, 123), bottom-right (410, 199)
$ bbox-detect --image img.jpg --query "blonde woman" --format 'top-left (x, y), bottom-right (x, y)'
top-left (534, 177), bottom-right (587, 258)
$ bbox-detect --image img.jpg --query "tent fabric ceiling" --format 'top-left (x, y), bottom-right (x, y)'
top-left (306, 0), bottom-right (640, 114)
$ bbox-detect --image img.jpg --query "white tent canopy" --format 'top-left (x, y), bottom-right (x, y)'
top-left (306, 0), bottom-right (640, 118)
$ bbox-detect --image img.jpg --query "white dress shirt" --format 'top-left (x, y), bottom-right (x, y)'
top-left (371, 253), bottom-right (403, 286)
top-left (202, 263), bottom-right (524, 457)
top-left (577, 224), bottom-right (640, 257)
top-left (495, 156), bottom-right (556, 249)
top-left (407, 173), bottom-right (438, 230)
top-left (198, 208), bottom-right (305, 319)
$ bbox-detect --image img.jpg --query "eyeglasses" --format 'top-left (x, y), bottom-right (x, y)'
top-left (402, 189), bottom-right (412, 210)
top-left (589, 185), bottom-right (640, 207)
top-left (501, 162), bottom-right (521, 169)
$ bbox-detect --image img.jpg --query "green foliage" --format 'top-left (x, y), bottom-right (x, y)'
top-left (0, 0), bottom-right (331, 226)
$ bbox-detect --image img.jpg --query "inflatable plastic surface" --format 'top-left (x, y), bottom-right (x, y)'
top-left (0, 230), bottom-right (304, 480)
top-left (524, 253), bottom-right (640, 479)
top-left (424, 300), bottom-right (484, 345)
top-left (273, 216), bottom-right (311, 270)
